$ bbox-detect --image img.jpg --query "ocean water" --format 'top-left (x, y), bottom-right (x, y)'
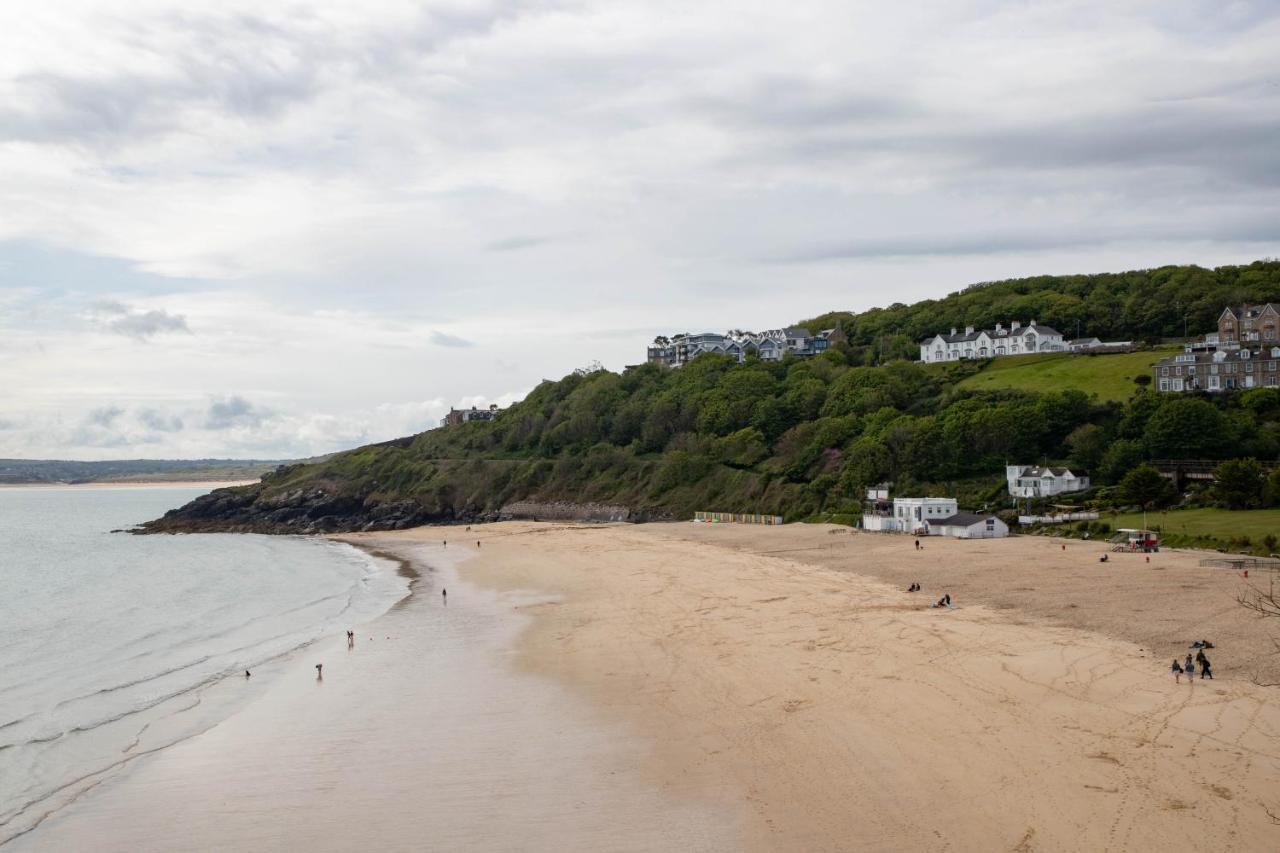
top-left (0, 486), bottom-right (407, 846)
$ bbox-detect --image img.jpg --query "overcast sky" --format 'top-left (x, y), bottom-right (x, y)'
top-left (2, 0), bottom-right (1278, 460)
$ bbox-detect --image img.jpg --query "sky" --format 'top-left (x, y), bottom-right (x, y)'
top-left (1, 0), bottom-right (1278, 460)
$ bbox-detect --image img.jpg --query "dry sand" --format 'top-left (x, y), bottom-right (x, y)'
top-left (15, 521), bottom-right (1280, 852)
top-left (443, 521), bottom-right (1280, 852)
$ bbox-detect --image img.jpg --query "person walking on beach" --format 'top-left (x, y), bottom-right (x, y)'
top-left (914, 539), bottom-right (920, 551)
top-left (443, 540), bottom-right (447, 547)
top-left (1172, 659), bottom-right (1184, 683)
top-left (1200, 655), bottom-right (1213, 679)
top-left (1185, 653), bottom-right (1195, 678)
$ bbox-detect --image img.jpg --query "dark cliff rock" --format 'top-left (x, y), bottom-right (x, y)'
top-left (138, 483), bottom-right (445, 534)
top-left (138, 485), bottom-right (668, 534)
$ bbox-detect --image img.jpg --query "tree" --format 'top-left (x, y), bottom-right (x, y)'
top-left (1214, 458), bottom-right (1266, 509)
top-left (1097, 438), bottom-right (1145, 484)
top-left (1264, 467), bottom-right (1280, 508)
top-left (1143, 398), bottom-right (1228, 458)
top-left (1118, 464), bottom-right (1175, 509)
top-left (1065, 423), bottom-right (1108, 471)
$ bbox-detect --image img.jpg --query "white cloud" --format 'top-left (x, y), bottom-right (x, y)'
top-left (0, 0), bottom-right (1277, 457)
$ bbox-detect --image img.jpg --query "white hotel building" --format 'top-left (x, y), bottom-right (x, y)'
top-left (919, 320), bottom-right (1066, 364)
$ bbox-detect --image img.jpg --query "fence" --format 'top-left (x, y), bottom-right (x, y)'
top-left (1019, 511), bottom-right (1099, 525)
top-left (694, 511), bottom-right (783, 525)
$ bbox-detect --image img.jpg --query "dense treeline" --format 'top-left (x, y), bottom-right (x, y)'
top-left (803, 259), bottom-right (1280, 365)
top-left (258, 345), bottom-right (1280, 523)
top-left (159, 259), bottom-right (1280, 529)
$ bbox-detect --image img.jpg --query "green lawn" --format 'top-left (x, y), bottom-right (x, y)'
top-left (1102, 507), bottom-right (1280, 553)
top-left (954, 348), bottom-right (1177, 402)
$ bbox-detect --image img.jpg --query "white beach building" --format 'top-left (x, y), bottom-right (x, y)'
top-left (892, 497), bottom-right (957, 533)
top-left (930, 512), bottom-right (1009, 539)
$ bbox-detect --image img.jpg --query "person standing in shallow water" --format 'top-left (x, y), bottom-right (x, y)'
top-left (442, 588), bottom-right (447, 601)
top-left (315, 663), bottom-right (323, 679)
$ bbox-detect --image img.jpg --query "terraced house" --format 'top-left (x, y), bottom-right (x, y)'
top-left (918, 320), bottom-right (1065, 363)
top-left (647, 327), bottom-right (840, 367)
top-left (1154, 346), bottom-right (1280, 392)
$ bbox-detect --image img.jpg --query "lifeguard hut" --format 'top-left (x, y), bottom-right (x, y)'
top-left (1110, 528), bottom-right (1160, 553)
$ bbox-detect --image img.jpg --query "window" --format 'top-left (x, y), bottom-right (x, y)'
top-left (1161, 367), bottom-right (1169, 377)
top-left (1159, 380), bottom-right (1169, 391)
top-left (1247, 362), bottom-right (1254, 373)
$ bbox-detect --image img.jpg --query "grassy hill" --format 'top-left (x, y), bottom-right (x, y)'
top-left (953, 349), bottom-right (1176, 403)
top-left (1103, 507), bottom-right (1280, 555)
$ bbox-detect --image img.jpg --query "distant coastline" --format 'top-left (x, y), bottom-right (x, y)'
top-left (0, 479), bottom-right (259, 489)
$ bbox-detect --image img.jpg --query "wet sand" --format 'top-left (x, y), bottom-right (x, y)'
top-left (10, 537), bottom-right (738, 853)
top-left (14, 521), bottom-right (1280, 852)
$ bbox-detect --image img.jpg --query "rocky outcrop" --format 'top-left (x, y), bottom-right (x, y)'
top-left (138, 484), bottom-right (447, 534)
top-left (138, 485), bottom-right (670, 534)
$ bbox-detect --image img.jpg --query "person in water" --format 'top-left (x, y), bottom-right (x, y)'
top-left (442, 588), bottom-right (447, 600)
top-left (315, 663), bottom-right (323, 679)
top-left (245, 670), bottom-right (251, 679)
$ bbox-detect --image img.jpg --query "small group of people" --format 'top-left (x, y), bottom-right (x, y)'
top-left (1172, 648), bottom-right (1213, 682)
top-left (906, 582), bottom-right (921, 592)
top-left (931, 593), bottom-right (953, 609)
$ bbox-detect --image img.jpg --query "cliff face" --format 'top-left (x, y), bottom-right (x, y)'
top-left (139, 481), bottom-right (676, 534)
top-left (141, 483), bottom-right (449, 534)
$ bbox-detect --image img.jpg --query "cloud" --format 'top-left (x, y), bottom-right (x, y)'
top-left (486, 235), bottom-right (551, 252)
top-left (86, 405), bottom-right (124, 427)
top-left (429, 330), bottom-right (475, 348)
top-left (138, 408), bottom-right (184, 432)
top-left (90, 301), bottom-right (191, 339)
top-left (205, 395), bottom-right (270, 430)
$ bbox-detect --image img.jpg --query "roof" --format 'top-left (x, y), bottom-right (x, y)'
top-left (932, 512), bottom-right (998, 527)
top-left (922, 321), bottom-right (1063, 345)
top-left (1014, 465), bottom-right (1081, 478)
top-left (783, 327), bottom-right (812, 337)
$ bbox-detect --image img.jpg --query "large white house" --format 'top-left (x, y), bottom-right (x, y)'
top-left (1006, 465), bottom-right (1090, 498)
top-left (919, 320), bottom-right (1066, 364)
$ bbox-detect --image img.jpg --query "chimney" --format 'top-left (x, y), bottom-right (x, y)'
top-left (1029, 318), bottom-right (1037, 326)
top-left (995, 322), bottom-right (1004, 332)
top-left (950, 327), bottom-right (957, 336)
top-left (964, 325), bottom-right (974, 335)
top-left (1011, 321), bottom-right (1021, 331)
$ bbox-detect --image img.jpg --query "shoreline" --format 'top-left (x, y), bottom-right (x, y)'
top-left (14, 521), bottom-right (1280, 851)
top-left (12, 527), bottom-right (739, 853)
top-left (0, 480), bottom-right (258, 490)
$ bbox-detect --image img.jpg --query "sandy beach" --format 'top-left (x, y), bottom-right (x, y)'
top-left (15, 521), bottom-right (1280, 852)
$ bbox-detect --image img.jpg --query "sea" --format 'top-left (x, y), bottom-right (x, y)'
top-left (0, 486), bottom-right (407, 846)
